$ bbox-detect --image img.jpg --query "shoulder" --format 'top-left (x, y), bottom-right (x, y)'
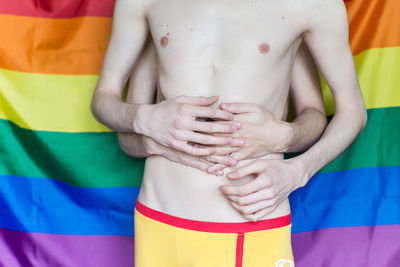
top-left (113, 0), bottom-right (156, 17)
top-left (300, 0), bottom-right (348, 33)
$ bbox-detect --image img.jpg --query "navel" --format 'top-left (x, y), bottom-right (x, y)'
top-left (259, 43), bottom-right (270, 54)
top-left (160, 36), bottom-right (169, 47)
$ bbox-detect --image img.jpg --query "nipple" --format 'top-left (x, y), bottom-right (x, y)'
top-left (259, 43), bottom-right (270, 54)
top-left (160, 36), bottom-right (169, 47)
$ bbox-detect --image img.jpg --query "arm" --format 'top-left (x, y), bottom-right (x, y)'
top-left (117, 40), bottom-right (157, 158)
top-left (117, 42), bottom-right (219, 173)
top-left (91, 0), bottom-right (150, 132)
top-left (91, 0), bottom-right (243, 156)
top-left (286, 42), bottom-right (327, 152)
top-left (295, 0), bottom-right (367, 184)
top-left (219, 0), bottom-right (366, 221)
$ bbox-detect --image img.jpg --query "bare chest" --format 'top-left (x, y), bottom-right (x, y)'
top-left (147, 0), bottom-right (304, 65)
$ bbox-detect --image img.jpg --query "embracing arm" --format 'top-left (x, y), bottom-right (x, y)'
top-left (91, 0), bottom-right (149, 132)
top-left (117, 40), bottom-right (157, 158)
top-left (91, 0), bottom-right (242, 157)
top-left (294, 0), bottom-right (367, 184)
top-left (285, 43), bottom-right (327, 153)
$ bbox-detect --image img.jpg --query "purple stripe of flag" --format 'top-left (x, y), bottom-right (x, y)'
top-left (292, 225), bottom-right (400, 267)
top-left (0, 228), bottom-right (134, 267)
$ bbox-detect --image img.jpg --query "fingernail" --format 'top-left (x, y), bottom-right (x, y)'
top-left (230, 126), bottom-right (237, 132)
top-left (228, 158), bottom-right (236, 166)
top-left (216, 170), bottom-right (224, 176)
top-left (226, 137), bottom-right (232, 145)
top-left (234, 122), bottom-right (242, 128)
top-left (236, 139), bottom-right (244, 146)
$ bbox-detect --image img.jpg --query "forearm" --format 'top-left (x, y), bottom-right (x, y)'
top-left (91, 90), bottom-right (140, 132)
top-left (118, 132), bottom-right (156, 158)
top-left (284, 107), bottom-right (327, 153)
top-left (294, 106), bottom-right (367, 186)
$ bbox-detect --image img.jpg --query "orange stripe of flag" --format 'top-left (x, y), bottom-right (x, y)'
top-left (0, 14), bottom-right (111, 75)
top-left (0, 1), bottom-right (399, 75)
top-left (346, 0), bottom-right (400, 55)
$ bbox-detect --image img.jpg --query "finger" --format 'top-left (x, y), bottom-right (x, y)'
top-left (207, 163), bottom-right (227, 174)
top-left (230, 200), bottom-right (274, 216)
top-left (226, 188), bottom-right (275, 205)
top-left (213, 146), bottom-right (241, 156)
top-left (220, 103), bottom-right (259, 114)
top-left (228, 151), bottom-right (249, 161)
top-left (244, 206), bottom-right (280, 222)
top-left (172, 141), bottom-right (216, 156)
top-left (226, 160), bottom-right (265, 179)
top-left (181, 131), bottom-right (244, 147)
top-left (206, 155), bottom-right (237, 166)
top-left (175, 95), bottom-right (218, 106)
top-left (191, 106), bottom-right (234, 120)
top-left (212, 120), bottom-right (242, 130)
top-left (186, 157), bottom-right (213, 173)
top-left (219, 178), bottom-right (264, 196)
top-left (232, 138), bottom-right (245, 147)
top-left (189, 120), bottom-right (239, 133)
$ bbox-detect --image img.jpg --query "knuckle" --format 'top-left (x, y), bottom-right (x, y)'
top-left (173, 119), bottom-right (183, 129)
top-left (169, 139), bottom-right (179, 149)
top-left (237, 197), bottom-right (246, 206)
top-left (265, 178), bottom-right (273, 187)
top-left (209, 109), bottom-right (217, 117)
top-left (176, 154), bottom-right (184, 163)
top-left (242, 207), bottom-right (252, 215)
top-left (271, 187), bottom-right (278, 197)
top-left (237, 187), bottom-right (246, 196)
top-left (170, 129), bottom-right (181, 140)
top-left (177, 104), bottom-right (187, 115)
top-left (270, 198), bottom-right (278, 206)
top-left (189, 147), bottom-right (199, 156)
top-left (266, 188), bottom-right (277, 199)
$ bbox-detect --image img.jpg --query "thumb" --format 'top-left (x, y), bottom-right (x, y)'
top-left (220, 103), bottom-right (258, 114)
top-left (176, 95), bottom-right (218, 106)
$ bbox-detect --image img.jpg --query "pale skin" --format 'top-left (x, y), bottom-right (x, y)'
top-left (92, 0), bottom-right (366, 222)
top-left (118, 41), bottom-right (326, 173)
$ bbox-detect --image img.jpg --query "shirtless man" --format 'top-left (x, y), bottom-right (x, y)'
top-left (91, 0), bottom-right (367, 266)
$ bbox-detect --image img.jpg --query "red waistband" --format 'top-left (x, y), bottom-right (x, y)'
top-left (135, 200), bottom-right (291, 234)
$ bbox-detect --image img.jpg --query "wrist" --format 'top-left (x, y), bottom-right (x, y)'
top-left (277, 121), bottom-right (296, 153)
top-left (132, 104), bottom-right (151, 135)
top-left (287, 156), bottom-right (311, 188)
top-left (142, 135), bottom-right (162, 156)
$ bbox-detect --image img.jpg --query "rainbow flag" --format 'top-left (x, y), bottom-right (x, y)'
top-left (291, 0), bottom-right (400, 265)
top-left (0, 0), bottom-right (398, 266)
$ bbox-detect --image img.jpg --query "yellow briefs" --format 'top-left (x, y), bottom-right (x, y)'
top-left (135, 201), bottom-right (294, 267)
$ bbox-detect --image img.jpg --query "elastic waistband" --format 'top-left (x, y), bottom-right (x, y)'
top-left (135, 200), bottom-right (291, 234)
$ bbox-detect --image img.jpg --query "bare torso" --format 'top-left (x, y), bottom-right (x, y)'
top-left (139, 0), bottom-right (305, 222)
